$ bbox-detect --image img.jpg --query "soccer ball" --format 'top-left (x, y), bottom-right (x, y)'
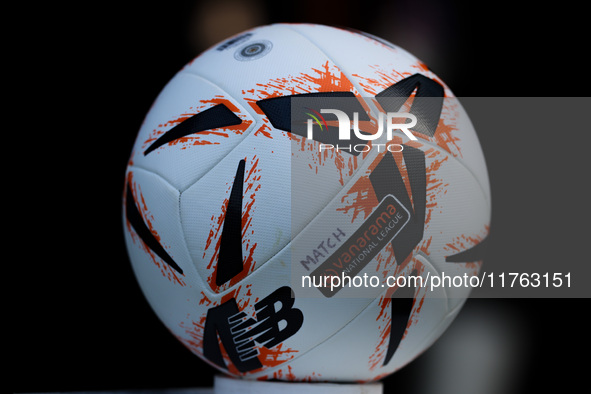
top-left (123, 23), bottom-right (490, 382)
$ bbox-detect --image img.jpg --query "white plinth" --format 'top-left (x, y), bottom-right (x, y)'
top-left (213, 375), bottom-right (383, 394)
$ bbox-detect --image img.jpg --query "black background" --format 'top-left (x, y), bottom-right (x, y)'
top-left (13, 1), bottom-right (589, 393)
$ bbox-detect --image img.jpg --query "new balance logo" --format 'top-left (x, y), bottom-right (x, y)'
top-left (203, 286), bottom-right (304, 372)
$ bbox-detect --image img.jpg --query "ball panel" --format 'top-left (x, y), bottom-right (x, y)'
top-left (286, 24), bottom-right (490, 202)
top-left (179, 137), bottom-right (292, 294)
top-left (182, 24), bottom-right (355, 104)
top-left (123, 167), bottom-right (202, 328)
top-left (129, 72), bottom-right (256, 191)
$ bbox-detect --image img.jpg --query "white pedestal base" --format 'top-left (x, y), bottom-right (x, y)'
top-left (214, 375), bottom-right (383, 394)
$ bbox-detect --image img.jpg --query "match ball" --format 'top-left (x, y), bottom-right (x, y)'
top-left (123, 24), bottom-right (490, 381)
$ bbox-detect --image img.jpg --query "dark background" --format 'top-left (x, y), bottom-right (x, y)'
top-left (13, 0), bottom-right (589, 393)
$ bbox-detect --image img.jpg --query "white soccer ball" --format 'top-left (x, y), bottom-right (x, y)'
top-left (123, 23), bottom-right (490, 382)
